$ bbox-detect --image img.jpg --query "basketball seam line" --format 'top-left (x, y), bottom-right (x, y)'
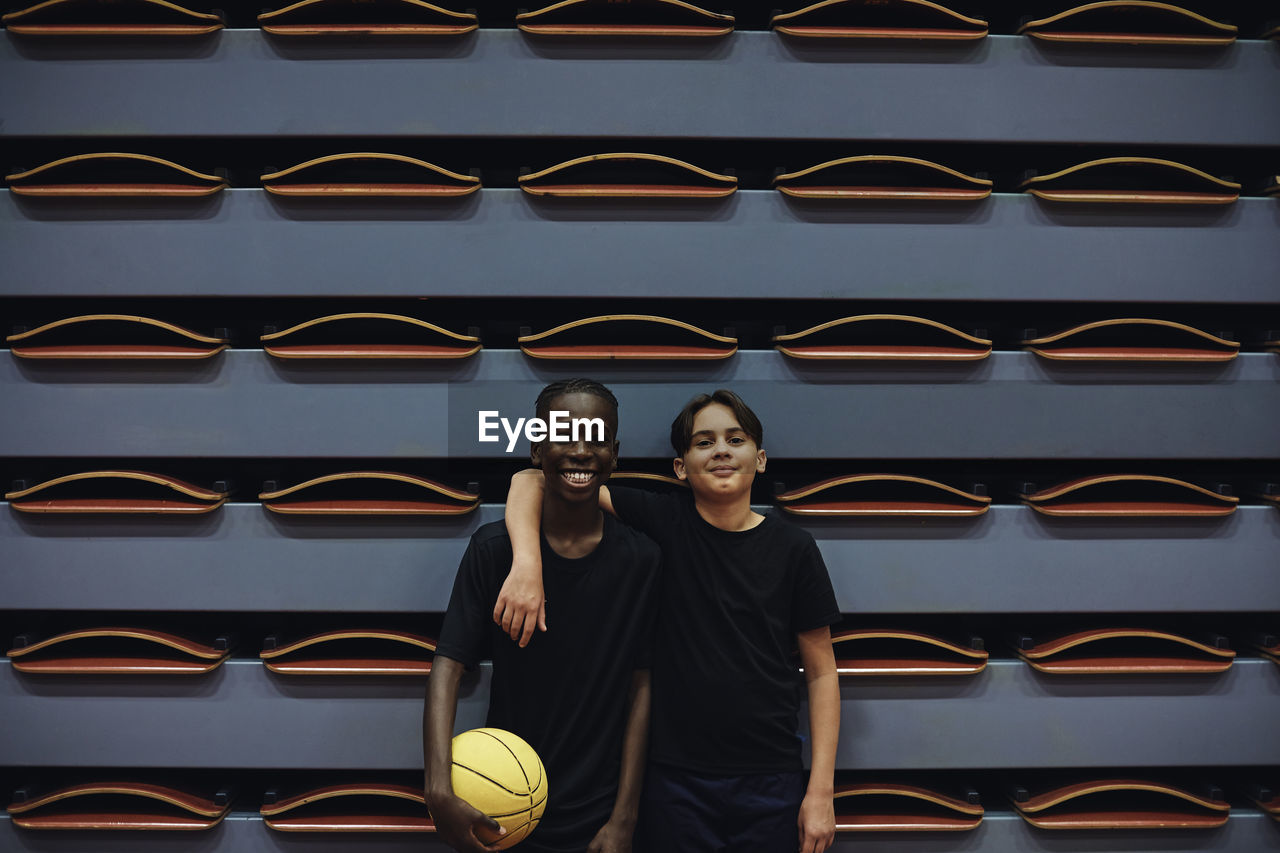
top-left (454, 763), bottom-right (531, 800)
top-left (476, 730), bottom-right (539, 798)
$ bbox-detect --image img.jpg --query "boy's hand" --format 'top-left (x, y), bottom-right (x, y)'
top-left (493, 558), bottom-right (546, 647)
top-left (427, 790), bottom-right (505, 853)
top-left (797, 791), bottom-right (835, 853)
top-left (585, 817), bottom-right (634, 853)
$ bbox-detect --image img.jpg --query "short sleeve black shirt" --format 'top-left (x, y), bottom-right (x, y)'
top-left (435, 516), bottom-right (660, 849)
top-left (609, 486), bottom-right (839, 774)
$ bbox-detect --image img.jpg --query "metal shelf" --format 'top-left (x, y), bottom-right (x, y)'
top-left (1, 811), bottom-right (1277, 853)
top-left (1, 659), bottom-right (1275, 770)
top-left (3, 33), bottom-right (1277, 145)
top-left (3, 505), bottom-right (1278, 614)
top-left (3, 350), bottom-right (1278, 459)
top-left (3, 191), bottom-right (1278, 302)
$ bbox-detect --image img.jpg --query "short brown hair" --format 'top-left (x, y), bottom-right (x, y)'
top-left (669, 389), bottom-right (763, 455)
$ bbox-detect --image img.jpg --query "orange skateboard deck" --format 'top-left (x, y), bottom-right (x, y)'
top-left (773, 314), bottom-right (991, 360)
top-left (7, 153), bottom-right (226, 196)
top-left (1, 0), bottom-right (222, 34)
top-left (1017, 2), bottom-right (1236, 46)
top-left (261, 629), bottom-right (437, 676)
top-left (1020, 475), bottom-right (1238, 518)
top-left (1021, 319), bottom-right (1238, 363)
top-left (772, 0), bottom-right (986, 40)
top-left (519, 154), bottom-right (736, 198)
top-left (262, 784), bottom-right (435, 832)
top-left (774, 156), bottom-right (990, 201)
top-left (1010, 779), bottom-right (1229, 829)
top-left (261, 313), bottom-right (480, 359)
top-left (258, 0), bottom-right (475, 35)
top-left (262, 154), bottom-right (479, 196)
top-left (831, 629), bottom-right (988, 676)
top-left (8, 783), bottom-right (230, 830)
top-left (6, 314), bottom-right (227, 360)
top-left (6, 471), bottom-right (229, 514)
top-left (1019, 157), bottom-right (1239, 204)
top-left (7, 628), bottom-right (230, 675)
top-left (519, 315), bottom-right (737, 360)
top-left (834, 782), bottom-right (982, 831)
top-left (1014, 628), bottom-right (1234, 675)
top-left (516, 0), bottom-right (732, 37)
top-left (259, 472), bottom-right (479, 516)
top-left (776, 475), bottom-right (991, 517)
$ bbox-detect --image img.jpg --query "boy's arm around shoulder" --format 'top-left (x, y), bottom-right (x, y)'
top-left (495, 469), bottom-right (618, 646)
top-left (797, 626), bottom-right (838, 853)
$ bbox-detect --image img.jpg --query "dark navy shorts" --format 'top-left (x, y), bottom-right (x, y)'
top-left (636, 763), bottom-right (806, 853)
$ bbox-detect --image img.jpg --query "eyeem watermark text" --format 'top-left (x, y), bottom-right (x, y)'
top-left (478, 411), bottom-right (606, 453)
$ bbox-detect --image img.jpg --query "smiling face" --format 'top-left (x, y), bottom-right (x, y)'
top-left (673, 402), bottom-right (766, 501)
top-left (531, 391), bottom-right (619, 506)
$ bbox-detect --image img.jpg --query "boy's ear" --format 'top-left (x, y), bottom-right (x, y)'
top-left (530, 442), bottom-right (544, 467)
top-left (672, 456), bottom-right (687, 481)
top-left (755, 448), bottom-right (767, 473)
top-left (611, 441), bottom-right (620, 470)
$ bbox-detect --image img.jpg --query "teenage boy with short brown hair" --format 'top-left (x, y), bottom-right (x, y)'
top-left (499, 389), bottom-right (840, 853)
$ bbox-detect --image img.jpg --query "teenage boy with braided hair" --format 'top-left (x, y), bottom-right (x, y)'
top-left (497, 389), bottom-right (840, 853)
top-left (426, 379), bottom-right (660, 853)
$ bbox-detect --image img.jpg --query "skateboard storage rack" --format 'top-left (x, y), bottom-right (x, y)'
top-left (2, 11), bottom-right (1279, 853)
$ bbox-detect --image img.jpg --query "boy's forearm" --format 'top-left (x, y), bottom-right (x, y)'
top-left (609, 670), bottom-right (651, 828)
top-left (505, 469), bottom-right (546, 571)
top-left (423, 656), bottom-right (465, 796)
top-left (803, 669), bottom-right (840, 795)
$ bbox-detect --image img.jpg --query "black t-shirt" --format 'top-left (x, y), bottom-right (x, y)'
top-left (435, 516), bottom-right (660, 850)
top-left (609, 487), bottom-right (840, 775)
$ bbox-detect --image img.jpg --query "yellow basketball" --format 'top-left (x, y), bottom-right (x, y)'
top-left (450, 727), bottom-right (548, 849)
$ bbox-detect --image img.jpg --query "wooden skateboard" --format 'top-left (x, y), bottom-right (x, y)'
top-left (260, 629), bottom-right (437, 675)
top-left (771, 0), bottom-right (986, 40)
top-left (261, 783), bottom-right (435, 831)
top-left (519, 153), bottom-right (737, 198)
top-left (1264, 176), bottom-right (1280, 197)
top-left (773, 314), bottom-right (992, 360)
top-left (1021, 319), bottom-right (1239, 363)
top-left (6, 471), bottom-right (229, 514)
top-left (258, 0), bottom-right (476, 35)
top-left (260, 313), bottom-right (481, 359)
top-left (1017, 2), bottom-right (1236, 46)
top-left (1247, 784), bottom-right (1280, 819)
top-left (6, 314), bottom-right (227, 360)
top-left (7, 782), bottom-right (230, 830)
top-left (258, 472), bottom-right (480, 515)
top-left (609, 471), bottom-right (688, 490)
top-left (1014, 628), bottom-right (1235, 675)
top-left (1009, 779), bottom-right (1230, 829)
top-left (1, 0), bottom-right (223, 34)
top-left (1020, 474), bottom-right (1238, 518)
top-left (776, 474), bottom-right (991, 517)
top-left (519, 314), bottom-right (737, 360)
top-left (7, 628), bottom-right (230, 674)
top-left (774, 156), bottom-right (990, 201)
top-left (261, 154), bottom-right (480, 196)
top-left (1019, 157), bottom-right (1239, 204)
top-left (516, 0), bottom-right (733, 37)
top-left (833, 782), bottom-right (983, 831)
top-left (6, 153), bottom-right (226, 197)
top-left (830, 629), bottom-right (988, 676)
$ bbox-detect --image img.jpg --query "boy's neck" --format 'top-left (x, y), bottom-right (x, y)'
top-left (691, 493), bottom-right (765, 532)
top-left (541, 490), bottom-right (606, 559)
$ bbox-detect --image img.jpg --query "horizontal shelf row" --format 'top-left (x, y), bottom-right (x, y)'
top-left (2, 810), bottom-right (1277, 853)
top-left (2, 658), bottom-right (1275, 769)
top-left (4, 504), bottom-right (1278, 613)
top-left (4, 33), bottom-right (1279, 146)
top-left (4, 191), bottom-right (1278, 302)
top-left (2, 350), bottom-right (1277, 459)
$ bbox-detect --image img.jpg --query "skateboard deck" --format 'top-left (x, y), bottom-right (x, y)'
top-left (830, 629), bottom-right (988, 676)
top-left (771, 0), bottom-right (986, 40)
top-left (1019, 157), bottom-right (1239, 204)
top-left (609, 471), bottom-right (687, 490)
top-left (260, 629), bottom-right (437, 675)
top-left (7, 783), bottom-right (230, 830)
top-left (6, 314), bottom-right (227, 360)
top-left (519, 314), bottom-right (737, 360)
top-left (773, 314), bottom-right (991, 360)
top-left (1, 0), bottom-right (222, 34)
top-left (258, 0), bottom-right (476, 35)
top-left (261, 783), bottom-right (435, 831)
top-left (259, 472), bottom-right (479, 516)
top-left (1017, 2), bottom-right (1235, 46)
top-left (1247, 785), bottom-right (1280, 818)
top-left (6, 471), bottom-right (229, 514)
top-left (1264, 176), bottom-right (1280, 197)
top-left (776, 474), bottom-right (991, 517)
top-left (261, 154), bottom-right (480, 196)
top-left (1020, 474), bottom-right (1238, 518)
top-left (260, 313), bottom-right (481, 359)
top-left (774, 156), bottom-right (990, 200)
top-left (1252, 632), bottom-right (1280, 665)
top-left (834, 782), bottom-right (983, 831)
top-left (7, 628), bottom-right (230, 675)
top-left (519, 153), bottom-right (737, 198)
top-left (516, 0), bottom-right (733, 37)
top-left (1014, 628), bottom-right (1234, 675)
top-left (1021, 319), bottom-right (1239, 363)
top-left (1010, 779), bottom-right (1230, 829)
top-left (6, 153), bottom-right (226, 197)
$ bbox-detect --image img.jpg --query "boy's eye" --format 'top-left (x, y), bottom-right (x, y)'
top-left (728, 437), bottom-right (745, 444)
